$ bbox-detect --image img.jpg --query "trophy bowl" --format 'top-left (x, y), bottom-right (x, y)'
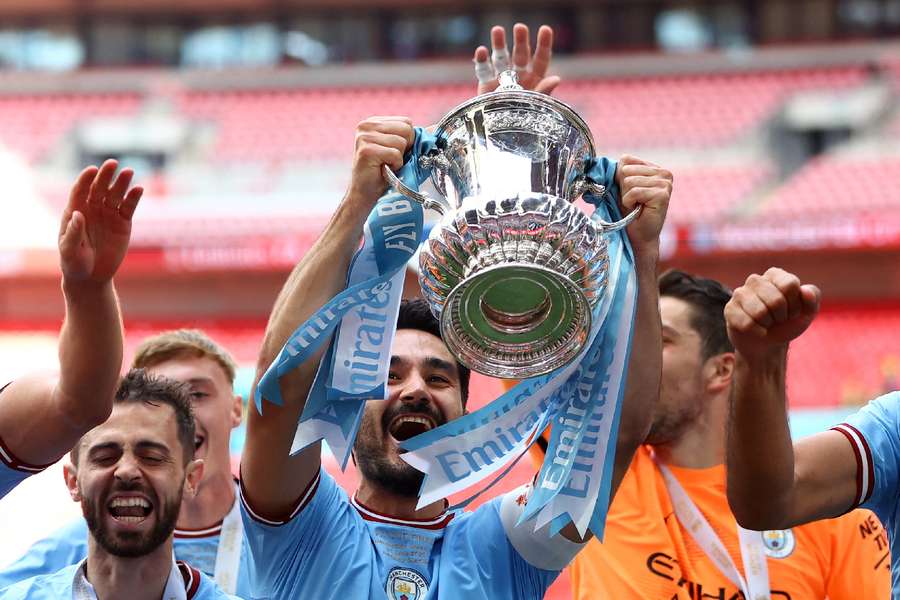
top-left (385, 71), bottom-right (637, 379)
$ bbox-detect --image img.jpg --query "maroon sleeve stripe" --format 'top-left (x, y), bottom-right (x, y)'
top-left (239, 469), bottom-right (321, 526)
top-left (831, 423), bottom-right (875, 507)
top-left (842, 423), bottom-right (876, 504)
top-left (0, 436), bottom-right (55, 474)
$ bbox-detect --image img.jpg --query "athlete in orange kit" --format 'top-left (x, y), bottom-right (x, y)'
top-left (520, 270), bottom-right (889, 599)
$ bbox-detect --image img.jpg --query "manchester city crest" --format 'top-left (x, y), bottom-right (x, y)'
top-left (762, 529), bottom-right (796, 559)
top-left (386, 567), bottom-right (428, 600)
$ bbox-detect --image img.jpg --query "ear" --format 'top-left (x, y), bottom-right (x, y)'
top-left (183, 459), bottom-right (205, 498)
top-left (230, 395), bottom-right (243, 429)
top-left (705, 352), bottom-right (735, 394)
top-left (63, 463), bottom-right (80, 502)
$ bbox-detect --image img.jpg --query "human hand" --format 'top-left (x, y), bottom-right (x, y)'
top-left (725, 268), bottom-right (821, 364)
top-left (58, 159), bottom-right (143, 285)
top-left (346, 117), bottom-right (415, 210)
top-left (473, 24), bottom-right (560, 96)
top-left (615, 155), bottom-right (673, 255)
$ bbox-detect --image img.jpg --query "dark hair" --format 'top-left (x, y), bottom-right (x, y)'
top-left (71, 369), bottom-right (196, 465)
top-left (658, 269), bottom-right (734, 360)
top-left (396, 298), bottom-right (471, 406)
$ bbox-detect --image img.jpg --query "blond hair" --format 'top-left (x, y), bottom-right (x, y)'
top-left (132, 329), bottom-right (237, 384)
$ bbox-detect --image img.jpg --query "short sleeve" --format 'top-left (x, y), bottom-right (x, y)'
top-left (0, 518), bottom-right (89, 588)
top-left (833, 392), bottom-right (900, 518)
top-left (238, 469), bottom-right (345, 598)
top-left (0, 436), bottom-right (52, 501)
top-left (447, 488), bottom-right (566, 598)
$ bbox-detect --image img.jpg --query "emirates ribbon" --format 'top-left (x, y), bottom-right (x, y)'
top-left (401, 157), bottom-right (638, 539)
top-left (255, 127), bottom-right (437, 467)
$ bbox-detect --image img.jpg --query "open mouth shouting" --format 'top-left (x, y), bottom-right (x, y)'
top-left (388, 414), bottom-right (437, 443)
top-left (107, 494), bottom-right (153, 526)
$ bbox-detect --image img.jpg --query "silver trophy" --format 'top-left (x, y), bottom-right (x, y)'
top-left (385, 71), bottom-right (639, 379)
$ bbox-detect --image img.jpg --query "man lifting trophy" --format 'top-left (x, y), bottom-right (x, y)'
top-left (241, 23), bottom-right (671, 600)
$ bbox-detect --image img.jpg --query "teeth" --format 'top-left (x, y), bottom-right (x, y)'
top-left (110, 497), bottom-right (150, 509)
top-left (114, 515), bottom-right (146, 524)
top-left (393, 416), bottom-right (433, 431)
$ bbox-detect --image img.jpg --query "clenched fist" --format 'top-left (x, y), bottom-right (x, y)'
top-left (615, 155), bottom-right (673, 254)
top-left (725, 267), bottom-right (821, 363)
top-left (346, 117), bottom-right (415, 210)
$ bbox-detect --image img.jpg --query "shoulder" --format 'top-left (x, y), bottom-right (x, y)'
top-left (1, 564), bottom-right (79, 597)
top-left (193, 569), bottom-right (239, 600)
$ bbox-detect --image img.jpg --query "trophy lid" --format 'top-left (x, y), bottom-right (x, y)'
top-left (434, 70), bottom-right (596, 156)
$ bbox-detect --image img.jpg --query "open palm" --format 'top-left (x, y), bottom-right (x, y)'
top-left (58, 159), bottom-right (143, 284)
top-left (475, 24), bottom-right (561, 96)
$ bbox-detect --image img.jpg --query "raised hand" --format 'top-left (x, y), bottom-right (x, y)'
top-left (725, 268), bottom-right (821, 363)
top-left (474, 24), bottom-right (561, 96)
top-left (615, 155), bottom-right (673, 254)
top-left (58, 159), bottom-right (143, 285)
top-left (347, 116), bottom-right (415, 210)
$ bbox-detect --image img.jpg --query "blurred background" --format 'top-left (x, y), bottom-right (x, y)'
top-left (0, 1), bottom-right (898, 597)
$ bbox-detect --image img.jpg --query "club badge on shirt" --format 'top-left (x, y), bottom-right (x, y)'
top-left (385, 567), bottom-right (428, 600)
top-left (761, 529), bottom-right (796, 559)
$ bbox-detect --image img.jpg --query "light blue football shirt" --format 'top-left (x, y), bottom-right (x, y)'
top-left (0, 503), bottom-right (252, 596)
top-left (0, 560), bottom-right (239, 599)
top-left (240, 469), bottom-right (584, 600)
top-left (833, 391), bottom-right (900, 597)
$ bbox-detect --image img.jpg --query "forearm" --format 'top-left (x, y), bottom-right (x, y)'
top-left (55, 278), bottom-right (123, 429)
top-left (611, 248), bottom-right (660, 494)
top-left (726, 348), bottom-right (795, 528)
top-left (243, 193), bottom-right (372, 514)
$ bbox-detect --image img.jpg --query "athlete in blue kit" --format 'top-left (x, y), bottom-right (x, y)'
top-left (0, 160), bottom-right (142, 500)
top-left (0, 371), bottom-right (237, 599)
top-left (238, 26), bottom-right (674, 599)
top-left (0, 331), bottom-right (252, 596)
top-left (723, 266), bottom-right (900, 596)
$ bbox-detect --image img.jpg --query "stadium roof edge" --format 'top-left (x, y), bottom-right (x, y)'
top-left (0, 40), bottom-right (895, 95)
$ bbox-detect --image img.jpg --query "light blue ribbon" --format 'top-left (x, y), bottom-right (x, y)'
top-left (255, 127), bottom-right (437, 466)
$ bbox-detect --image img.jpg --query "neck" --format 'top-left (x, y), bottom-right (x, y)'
top-left (177, 466), bottom-right (235, 531)
top-left (355, 478), bottom-right (446, 521)
top-left (86, 537), bottom-right (174, 600)
top-left (653, 394), bottom-right (727, 469)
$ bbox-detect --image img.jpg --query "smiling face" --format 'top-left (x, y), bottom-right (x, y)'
top-left (143, 356), bottom-right (241, 491)
top-left (66, 401), bottom-right (202, 558)
top-left (353, 328), bottom-right (465, 496)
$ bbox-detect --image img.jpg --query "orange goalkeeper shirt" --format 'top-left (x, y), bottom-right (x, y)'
top-left (568, 445), bottom-right (890, 599)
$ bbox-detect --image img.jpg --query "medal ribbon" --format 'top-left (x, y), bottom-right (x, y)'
top-left (657, 461), bottom-right (771, 600)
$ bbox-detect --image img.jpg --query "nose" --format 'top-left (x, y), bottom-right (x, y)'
top-left (397, 370), bottom-right (431, 405)
top-left (113, 452), bottom-right (143, 485)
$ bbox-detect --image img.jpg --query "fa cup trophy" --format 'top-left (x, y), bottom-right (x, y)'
top-left (385, 71), bottom-right (639, 379)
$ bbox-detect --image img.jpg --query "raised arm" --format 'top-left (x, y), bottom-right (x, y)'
top-left (608, 156), bottom-right (671, 497)
top-left (241, 117), bottom-right (414, 518)
top-left (555, 156), bottom-right (671, 544)
top-left (0, 160), bottom-right (142, 466)
top-left (723, 267), bottom-right (860, 529)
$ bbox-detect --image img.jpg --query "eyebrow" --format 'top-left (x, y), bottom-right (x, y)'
top-left (86, 440), bottom-right (172, 457)
top-left (661, 325), bottom-right (681, 337)
top-left (390, 355), bottom-right (459, 379)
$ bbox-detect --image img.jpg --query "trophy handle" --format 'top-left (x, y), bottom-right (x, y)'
top-left (579, 181), bottom-right (643, 233)
top-left (382, 165), bottom-right (450, 216)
